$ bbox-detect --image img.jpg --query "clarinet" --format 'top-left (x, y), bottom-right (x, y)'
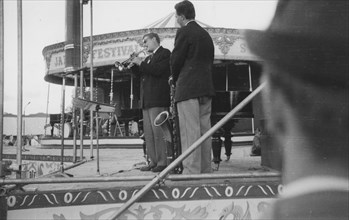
top-left (169, 77), bottom-right (183, 174)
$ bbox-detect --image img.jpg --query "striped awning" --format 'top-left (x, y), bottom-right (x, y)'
top-left (144, 12), bottom-right (212, 28)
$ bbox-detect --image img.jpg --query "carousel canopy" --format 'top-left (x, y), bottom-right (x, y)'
top-left (43, 12), bottom-right (258, 85)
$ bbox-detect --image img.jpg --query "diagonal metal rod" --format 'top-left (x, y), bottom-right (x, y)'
top-left (109, 82), bottom-right (267, 220)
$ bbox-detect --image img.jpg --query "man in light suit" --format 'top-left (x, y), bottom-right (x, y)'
top-left (131, 32), bottom-right (171, 172)
top-left (245, 0), bottom-right (348, 219)
top-left (170, 0), bottom-right (215, 174)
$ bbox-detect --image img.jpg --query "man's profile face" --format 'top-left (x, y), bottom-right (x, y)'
top-left (143, 36), bottom-right (157, 52)
top-left (175, 12), bottom-right (185, 27)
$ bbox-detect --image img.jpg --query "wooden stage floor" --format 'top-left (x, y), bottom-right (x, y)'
top-left (2, 144), bottom-right (280, 191)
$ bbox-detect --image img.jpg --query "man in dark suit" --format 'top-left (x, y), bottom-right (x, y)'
top-left (170, 0), bottom-right (215, 174)
top-left (131, 32), bottom-right (171, 172)
top-left (245, 0), bottom-right (348, 219)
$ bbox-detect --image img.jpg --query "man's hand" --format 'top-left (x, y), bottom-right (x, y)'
top-left (168, 76), bottom-right (173, 86)
top-left (131, 57), bottom-right (143, 66)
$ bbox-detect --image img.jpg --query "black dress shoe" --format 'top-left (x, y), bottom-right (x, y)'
top-left (140, 164), bottom-right (156, 171)
top-left (151, 166), bottom-right (166, 172)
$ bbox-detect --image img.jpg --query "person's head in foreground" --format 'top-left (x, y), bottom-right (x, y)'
top-left (245, 0), bottom-right (348, 219)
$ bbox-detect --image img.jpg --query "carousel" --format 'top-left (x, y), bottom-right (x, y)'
top-left (40, 11), bottom-right (262, 151)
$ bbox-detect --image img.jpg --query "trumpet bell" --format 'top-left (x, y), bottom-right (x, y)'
top-left (113, 49), bottom-right (147, 71)
top-left (154, 111), bottom-right (169, 126)
top-left (114, 61), bottom-right (124, 71)
top-left (154, 111), bottom-right (172, 143)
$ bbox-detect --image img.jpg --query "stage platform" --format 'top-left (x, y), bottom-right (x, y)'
top-left (2, 144), bottom-right (278, 190)
top-left (1, 144), bottom-right (281, 220)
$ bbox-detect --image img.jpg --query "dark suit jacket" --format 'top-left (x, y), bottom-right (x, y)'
top-left (132, 46), bottom-right (171, 109)
top-left (170, 21), bottom-right (215, 103)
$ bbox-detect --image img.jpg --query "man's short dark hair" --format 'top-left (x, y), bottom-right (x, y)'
top-left (143, 32), bottom-right (160, 44)
top-left (175, 0), bottom-right (195, 20)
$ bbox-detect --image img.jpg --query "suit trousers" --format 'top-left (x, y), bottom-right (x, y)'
top-left (177, 97), bottom-right (212, 174)
top-left (142, 107), bottom-right (168, 167)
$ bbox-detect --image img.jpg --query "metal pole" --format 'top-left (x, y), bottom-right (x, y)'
top-left (0, 171), bottom-right (279, 186)
top-left (44, 84), bottom-right (50, 136)
top-left (60, 77), bottom-right (66, 173)
top-left (73, 94), bottom-right (77, 163)
top-left (0, 0), bottom-right (4, 177)
top-left (23, 102), bottom-right (30, 133)
top-left (73, 82), bottom-right (78, 164)
top-left (248, 64), bottom-right (255, 132)
top-left (79, 0), bottom-right (84, 161)
top-left (130, 76), bottom-right (133, 108)
top-left (109, 69), bottom-right (114, 136)
top-left (225, 65), bottom-right (228, 91)
top-left (109, 82), bottom-right (267, 220)
top-left (1, 175), bottom-right (154, 186)
top-left (89, 0), bottom-right (94, 159)
top-left (40, 159), bottom-right (87, 178)
top-left (95, 111), bottom-right (100, 174)
top-left (72, 2), bottom-right (79, 163)
top-left (16, 0), bottom-right (23, 179)
top-left (23, 102), bottom-right (30, 145)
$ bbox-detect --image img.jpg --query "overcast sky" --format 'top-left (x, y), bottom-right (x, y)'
top-left (2, 0), bottom-right (278, 115)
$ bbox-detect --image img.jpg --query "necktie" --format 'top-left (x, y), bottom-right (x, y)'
top-left (147, 54), bottom-right (153, 64)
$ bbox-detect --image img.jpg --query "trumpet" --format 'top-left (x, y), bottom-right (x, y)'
top-left (114, 49), bottom-right (147, 71)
